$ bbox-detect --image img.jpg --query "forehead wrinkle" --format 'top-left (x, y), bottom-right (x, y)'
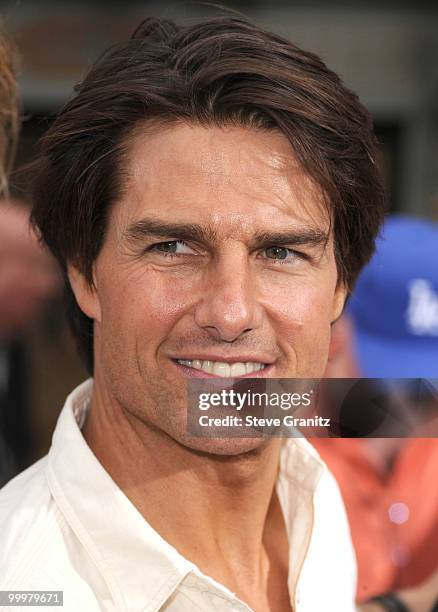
top-left (117, 170), bottom-right (330, 249)
top-left (224, 173), bottom-right (329, 231)
top-left (128, 125), bottom-right (303, 185)
top-left (118, 123), bottom-right (331, 241)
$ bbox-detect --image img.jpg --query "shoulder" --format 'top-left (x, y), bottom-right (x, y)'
top-left (305, 448), bottom-right (358, 610)
top-left (280, 438), bottom-right (358, 609)
top-left (0, 457), bottom-right (51, 567)
top-left (305, 440), bottom-right (356, 561)
top-left (0, 459), bottom-right (104, 610)
top-left (0, 457), bottom-right (61, 585)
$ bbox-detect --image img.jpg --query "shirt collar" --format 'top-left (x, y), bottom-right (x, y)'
top-left (47, 378), bottom-right (325, 611)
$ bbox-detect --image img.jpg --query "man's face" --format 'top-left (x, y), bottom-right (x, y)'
top-left (70, 123), bottom-right (346, 453)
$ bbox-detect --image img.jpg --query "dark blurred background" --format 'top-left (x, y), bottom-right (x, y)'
top-left (1, 0), bottom-right (438, 467)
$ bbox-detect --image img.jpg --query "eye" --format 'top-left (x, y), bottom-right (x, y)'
top-left (149, 240), bottom-right (196, 256)
top-left (263, 246), bottom-right (300, 262)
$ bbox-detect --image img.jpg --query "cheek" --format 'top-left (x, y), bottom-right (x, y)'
top-left (98, 270), bottom-right (194, 346)
top-left (263, 275), bottom-right (337, 332)
top-left (263, 276), bottom-right (336, 375)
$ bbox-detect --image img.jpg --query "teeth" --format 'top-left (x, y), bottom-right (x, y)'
top-left (230, 363), bottom-right (247, 377)
top-left (177, 359), bottom-right (265, 377)
top-left (201, 360), bottom-right (213, 374)
top-left (178, 359), bottom-right (192, 367)
top-left (245, 362), bottom-right (255, 374)
top-left (213, 362), bottom-right (231, 377)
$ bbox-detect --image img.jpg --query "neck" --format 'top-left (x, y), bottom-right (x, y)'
top-left (83, 376), bottom-right (287, 595)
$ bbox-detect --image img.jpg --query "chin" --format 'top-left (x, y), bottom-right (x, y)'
top-left (176, 433), bottom-right (270, 457)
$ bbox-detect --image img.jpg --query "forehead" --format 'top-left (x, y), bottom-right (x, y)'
top-left (115, 122), bottom-right (329, 237)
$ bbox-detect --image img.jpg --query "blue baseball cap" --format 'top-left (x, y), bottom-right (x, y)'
top-left (347, 215), bottom-right (438, 377)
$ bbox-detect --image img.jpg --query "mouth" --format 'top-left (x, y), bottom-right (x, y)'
top-left (172, 358), bottom-right (273, 378)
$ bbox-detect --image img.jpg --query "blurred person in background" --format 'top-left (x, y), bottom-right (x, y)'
top-left (0, 202), bottom-right (59, 340)
top-left (313, 215), bottom-right (438, 607)
top-left (0, 28), bottom-right (59, 485)
top-left (0, 23), bottom-right (20, 485)
top-left (0, 24), bottom-right (17, 190)
top-left (0, 200), bottom-right (60, 483)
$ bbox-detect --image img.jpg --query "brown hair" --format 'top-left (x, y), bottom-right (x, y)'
top-left (31, 15), bottom-right (387, 374)
top-left (0, 26), bottom-right (18, 195)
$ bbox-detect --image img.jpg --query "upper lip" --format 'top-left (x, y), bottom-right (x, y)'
top-left (170, 354), bottom-right (276, 365)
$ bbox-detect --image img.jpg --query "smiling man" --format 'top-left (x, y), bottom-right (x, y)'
top-left (0, 15), bottom-right (386, 612)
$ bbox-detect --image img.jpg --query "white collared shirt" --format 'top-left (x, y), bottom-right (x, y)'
top-left (0, 380), bottom-right (358, 611)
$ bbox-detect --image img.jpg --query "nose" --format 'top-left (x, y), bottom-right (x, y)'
top-left (194, 247), bottom-right (263, 342)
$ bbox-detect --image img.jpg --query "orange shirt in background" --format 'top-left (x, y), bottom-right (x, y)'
top-left (311, 437), bottom-right (438, 603)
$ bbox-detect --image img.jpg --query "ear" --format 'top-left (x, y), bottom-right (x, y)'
top-left (331, 283), bottom-right (347, 324)
top-left (67, 263), bottom-right (102, 322)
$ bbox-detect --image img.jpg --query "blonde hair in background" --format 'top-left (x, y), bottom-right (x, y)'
top-left (0, 24), bottom-right (19, 196)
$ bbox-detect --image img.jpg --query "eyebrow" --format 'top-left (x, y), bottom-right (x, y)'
top-left (124, 218), bottom-right (218, 245)
top-left (124, 217), bottom-right (329, 251)
top-left (250, 229), bottom-right (329, 251)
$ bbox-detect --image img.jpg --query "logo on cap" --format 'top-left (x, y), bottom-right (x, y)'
top-left (406, 279), bottom-right (438, 336)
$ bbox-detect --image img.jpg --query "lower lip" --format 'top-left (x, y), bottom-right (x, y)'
top-left (172, 360), bottom-right (274, 379)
